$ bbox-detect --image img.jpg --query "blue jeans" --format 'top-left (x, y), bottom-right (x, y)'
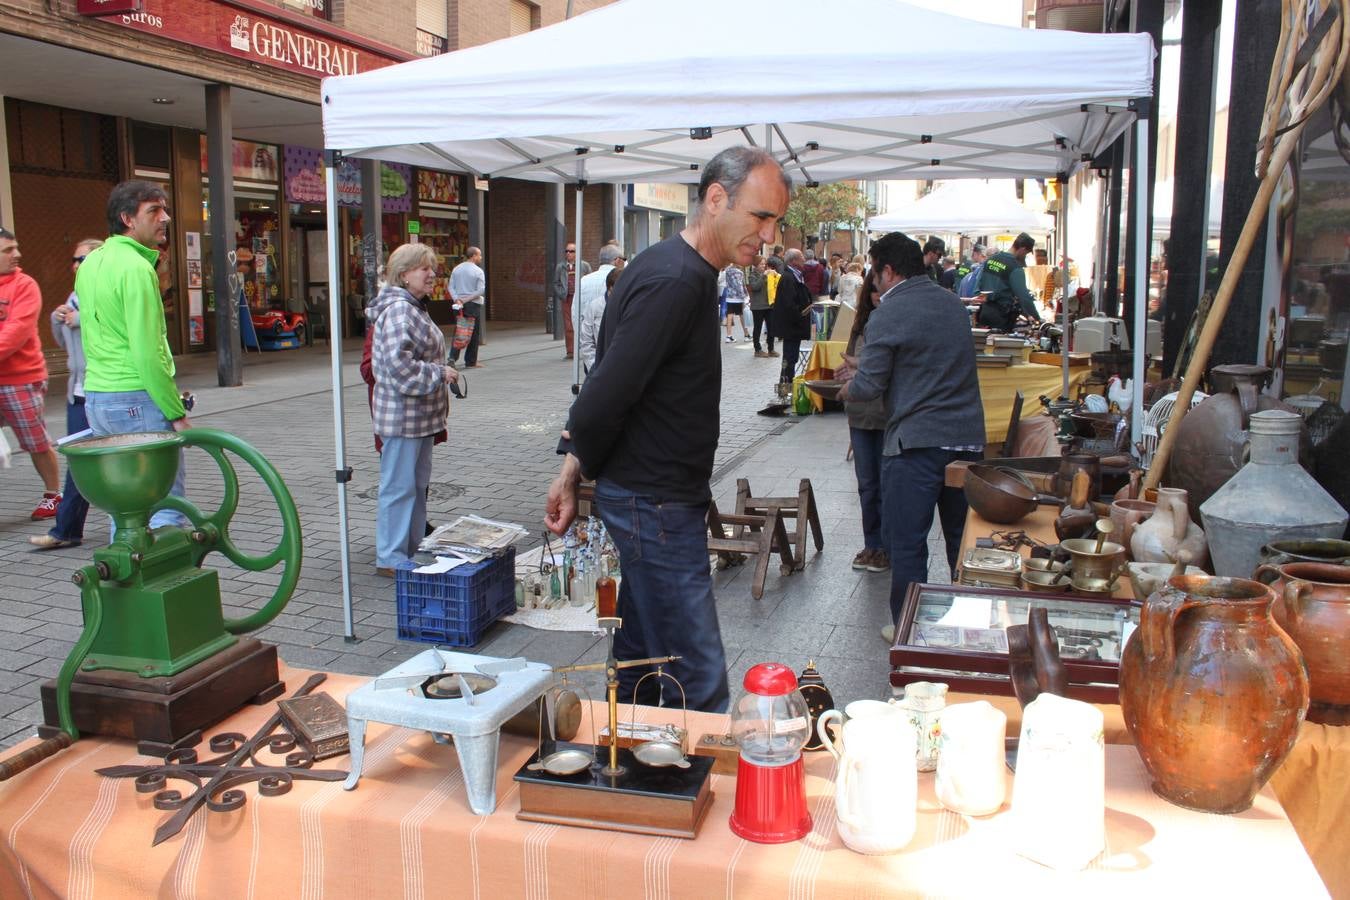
top-left (376, 435), bottom-right (433, 568)
top-left (593, 478), bottom-right (730, 713)
top-left (85, 390), bottom-right (188, 529)
top-left (49, 398), bottom-right (91, 542)
top-left (849, 427), bottom-right (885, 551)
top-left (881, 448), bottom-right (983, 625)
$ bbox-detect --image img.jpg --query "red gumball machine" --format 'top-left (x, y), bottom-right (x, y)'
top-left (728, 662), bottom-right (813, 843)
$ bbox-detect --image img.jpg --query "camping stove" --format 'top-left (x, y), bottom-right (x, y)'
top-left (343, 648), bottom-right (553, 814)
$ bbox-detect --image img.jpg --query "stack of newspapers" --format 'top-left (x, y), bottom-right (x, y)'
top-left (419, 515), bottom-right (528, 563)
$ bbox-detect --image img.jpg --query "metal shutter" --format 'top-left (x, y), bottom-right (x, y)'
top-left (417, 0), bottom-right (447, 38)
top-left (509, 0), bottom-right (533, 36)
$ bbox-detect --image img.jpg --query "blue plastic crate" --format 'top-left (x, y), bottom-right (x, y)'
top-left (395, 547), bottom-right (516, 646)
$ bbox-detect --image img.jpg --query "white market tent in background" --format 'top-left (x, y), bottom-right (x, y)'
top-left (868, 180), bottom-right (1056, 235)
top-left (317, 0), bottom-right (1155, 637)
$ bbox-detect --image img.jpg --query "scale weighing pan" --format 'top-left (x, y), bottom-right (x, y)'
top-left (632, 740), bottom-right (690, 769)
top-left (528, 748), bottom-right (594, 776)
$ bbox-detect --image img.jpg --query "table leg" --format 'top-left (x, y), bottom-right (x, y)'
top-left (342, 717), bottom-right (368, 790)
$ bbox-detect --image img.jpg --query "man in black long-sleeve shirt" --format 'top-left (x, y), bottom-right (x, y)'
top-left (545, 147), bottom-right (790, 712)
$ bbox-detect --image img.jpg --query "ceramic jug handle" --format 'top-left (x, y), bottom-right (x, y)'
top-left (1283, 580), bottom-right (1310, 623)
top-left (1139, 584), bottom-right (1199, 671)
top-left (817, 710), bottom-right (844, 761)
top-left (1253, 563), bottom-right (1282, 586)
top-left (835, 757), bottom-right (866, 832)
top-left (1235, 379), bottom-right (1259, 425)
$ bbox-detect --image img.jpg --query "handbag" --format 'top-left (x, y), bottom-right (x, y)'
top-left (452, 314), bottom-right (474, 351)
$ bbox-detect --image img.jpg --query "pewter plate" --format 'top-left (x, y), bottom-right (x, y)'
top-left (631, 740), bottom-right (690, 769)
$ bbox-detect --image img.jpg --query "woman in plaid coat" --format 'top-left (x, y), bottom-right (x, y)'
top-left (369, 243), bottom-right (461, 574)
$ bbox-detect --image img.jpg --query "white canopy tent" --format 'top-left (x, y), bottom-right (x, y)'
top-left (868, 180), bottom-right (1055, 235)
top-left (318, 0), bottom-right (1155, 638)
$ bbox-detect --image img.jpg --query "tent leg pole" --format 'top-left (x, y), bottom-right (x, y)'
top-left (1130, 115), bottom-right (1149, 452)
top-left (573, 183), bottom-right (584, 391)
top-left (324, 153), bottom-right (356, 641)
top-left (1060, 175), bottom-right (1070, 399)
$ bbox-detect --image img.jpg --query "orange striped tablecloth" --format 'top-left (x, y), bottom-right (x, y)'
top-left (0, 667), bottom-right (1328, 899)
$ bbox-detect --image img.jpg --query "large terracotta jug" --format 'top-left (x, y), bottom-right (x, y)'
top-left (1129, 487), bottom-right (1208, 568)
top-left (1255, 561), bottom-right (1350, 724)
top-left (1119, 575), bottom-right (1308, 814)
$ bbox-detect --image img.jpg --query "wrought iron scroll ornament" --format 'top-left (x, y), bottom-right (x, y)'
top-left (95, 673), bottom-right (347, 845)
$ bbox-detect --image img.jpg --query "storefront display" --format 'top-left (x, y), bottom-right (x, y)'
top-left (415, 170), bottom-right (470, 322)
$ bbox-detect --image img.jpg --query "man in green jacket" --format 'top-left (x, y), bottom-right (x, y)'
top-left (976, 232), bottom-right (1042, 332)
top-left (76, 180), bottom-right (191, 528)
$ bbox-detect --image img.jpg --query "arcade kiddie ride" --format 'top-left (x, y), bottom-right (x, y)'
top-left (0, 428), bottom-right (302, 778)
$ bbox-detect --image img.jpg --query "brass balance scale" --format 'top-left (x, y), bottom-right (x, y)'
top-left (513, 615), bottom-right (716, 839)
top-left (0, 428), bottom-right (302, 779)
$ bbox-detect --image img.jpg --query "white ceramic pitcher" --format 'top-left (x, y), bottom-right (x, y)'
top-left (935, 700), bottom-right (1008, 817)
top-left (818, 710), bottom-right (917, 855)
top-left (1009, 693), bottom-right (1105, 870)
top-left (896, 681), bottom-right (948, 772)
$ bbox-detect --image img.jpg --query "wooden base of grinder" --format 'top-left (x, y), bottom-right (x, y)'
top-left (514, 741), bottom-right (714, 839)
top-left (39, 638), bottom-right (283, 754)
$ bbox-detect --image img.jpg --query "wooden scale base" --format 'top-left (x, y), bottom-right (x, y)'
top-left (38, 638), bottom-right (284, 756)
top-left (514, 741), bottom-right (715, 839)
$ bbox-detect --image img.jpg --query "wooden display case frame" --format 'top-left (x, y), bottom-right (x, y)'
top-left (888, 582), bottom-right (1140, 704)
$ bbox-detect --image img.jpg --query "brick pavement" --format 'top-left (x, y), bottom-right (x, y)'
top-left (1, 322), bottom-right (967, 750)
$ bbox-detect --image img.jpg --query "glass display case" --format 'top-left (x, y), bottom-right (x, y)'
top-left (888, 583), bottom-right (1140, 703)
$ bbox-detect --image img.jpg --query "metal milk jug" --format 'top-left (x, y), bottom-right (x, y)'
top-left (1201, 409), bottom-right (1347, 578)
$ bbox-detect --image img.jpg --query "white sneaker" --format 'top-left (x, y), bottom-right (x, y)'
top-left (881, 623), bottom-right (896, 643)
top-left (725, 335), bottom-right (734, 343)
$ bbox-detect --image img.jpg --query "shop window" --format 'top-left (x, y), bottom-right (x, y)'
top-left (131, 123), bottom-right (173, 173)
top-left (5, 99), bottom-right (117, 178)
top-left (509, 0), bottom-right (539, 35)
top-left (279, 0), bottom-right (331, 20)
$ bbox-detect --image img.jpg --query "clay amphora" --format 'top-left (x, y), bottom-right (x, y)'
top-left (1129, 487), bottom-right (1208, 568)
top-left (1255, 561), bottom-right (1350, 724)
top-left (1119, 575), bottom-right (1309, 814)
top-left (1167, 364), bottom-right (1304, 519)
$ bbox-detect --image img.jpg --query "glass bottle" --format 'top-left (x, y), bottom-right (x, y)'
top-left (596, 557), bottom-right (618, 619)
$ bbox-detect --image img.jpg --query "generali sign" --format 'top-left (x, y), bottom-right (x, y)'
top-left (93, 0), bottom-right (406, 78)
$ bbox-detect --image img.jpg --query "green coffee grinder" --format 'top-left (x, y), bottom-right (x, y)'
top-left (1, 428), bottom-right (301, 779)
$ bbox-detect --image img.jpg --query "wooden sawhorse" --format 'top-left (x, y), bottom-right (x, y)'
top-left (706, 500), bottom-right (796, 600)
top-left (734, 478), bottom-right (824, 572)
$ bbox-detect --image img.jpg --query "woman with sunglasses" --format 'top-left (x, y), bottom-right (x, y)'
top-left (29, 239), bottom-right (103, 550)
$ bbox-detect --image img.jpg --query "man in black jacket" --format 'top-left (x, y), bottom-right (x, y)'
top-left (771, 248), bottom-right (814, 387)
top-left (544, 147), bottom-right (790, 712)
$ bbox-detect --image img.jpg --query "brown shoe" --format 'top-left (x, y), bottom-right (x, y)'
top-left (865, 550), bottom-right (891, 573)
top-left (375, 566), bottom-right (395, 578)
top-left (29, 534), bottom-right (80, 551)
top-left (851, 548), bottom-right (872, 571)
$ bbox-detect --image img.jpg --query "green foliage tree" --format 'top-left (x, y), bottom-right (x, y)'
top-left (781, 182), bottom-right (870, 246)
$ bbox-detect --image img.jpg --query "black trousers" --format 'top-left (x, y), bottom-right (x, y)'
top-left (751, 309), bottom-right (774, 352)
top-left (779, 338), bottom-right (802, 383)
top-left (451, 301), bottom-right (483, 366)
